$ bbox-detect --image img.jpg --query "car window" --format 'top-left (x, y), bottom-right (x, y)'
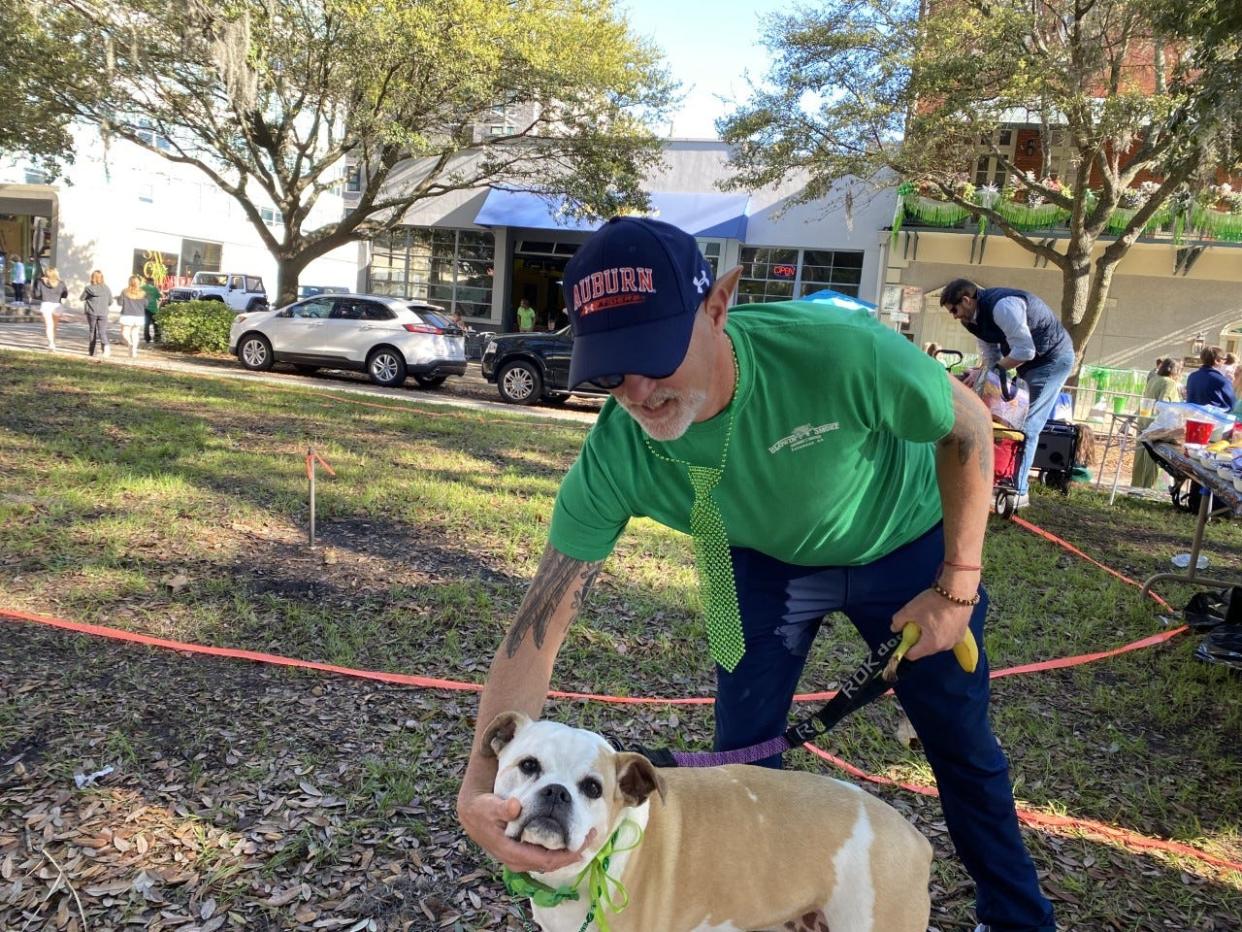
top-left (361, 302), bottom-right (394, 321)
top-left (246, 277), bottom-right (264, 293)
top-left (292, 298), bottom-right (334, 319)
top-left (418, 310), bottom-right (454, 329)
top-left (229, 275), bottom-right (243, 289)
top-left (196, 273), bottom-right (228, 287)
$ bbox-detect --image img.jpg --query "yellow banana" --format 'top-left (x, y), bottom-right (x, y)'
top-left (953, 629), bottom-right (980, 673)
top-left (883, 624), bottom-right (979, 682)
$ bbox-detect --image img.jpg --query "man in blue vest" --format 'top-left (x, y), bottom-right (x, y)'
top-left (941, 280), bottom-right (1076, 508)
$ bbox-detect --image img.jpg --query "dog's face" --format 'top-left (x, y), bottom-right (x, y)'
top-left (483, 712), bottom-right (665, 854)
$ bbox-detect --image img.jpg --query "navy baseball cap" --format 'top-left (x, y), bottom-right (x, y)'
top-left (563, 216), bottom-right (714, 389)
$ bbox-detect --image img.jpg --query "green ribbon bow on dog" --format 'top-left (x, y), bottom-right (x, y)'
top-left (502, 819), bottom-right (643, 932)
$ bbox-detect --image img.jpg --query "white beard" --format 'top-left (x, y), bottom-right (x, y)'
top-left (618, 387), bottom-right (707, 441)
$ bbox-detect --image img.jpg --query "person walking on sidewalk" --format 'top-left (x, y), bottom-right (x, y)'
top-left (142, 275), bottom-right (162, 343)
top-left (32, 266), bottom-right (69, 351)
top-left (80, 271), bottom-right (113, 358)
top-left (942, 279), bottom-right (1075, 510)
top-left (117, 276), bottom-right (148, 358)
top-left (8, 253), bottom-right (26, 305)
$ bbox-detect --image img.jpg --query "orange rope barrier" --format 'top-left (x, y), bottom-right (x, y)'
top-left (805, 745), bottom-right (1242, 876)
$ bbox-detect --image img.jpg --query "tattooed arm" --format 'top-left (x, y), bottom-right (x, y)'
top-left (457, 542), bottom-right (602, 872)
top-left (893, 377), bottom-right (993, 661)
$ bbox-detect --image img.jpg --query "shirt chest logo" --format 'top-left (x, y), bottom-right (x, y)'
top-left (768, 422), bottom-right (839, 454)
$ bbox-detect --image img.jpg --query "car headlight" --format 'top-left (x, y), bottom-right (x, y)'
top-left (190, 290), bottom-right (201, 298)
top-left (485, 341), bottom-right (497, 355)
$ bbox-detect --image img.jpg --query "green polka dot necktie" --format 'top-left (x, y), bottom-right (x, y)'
top-left (687, 464), bottom-right (744, 672)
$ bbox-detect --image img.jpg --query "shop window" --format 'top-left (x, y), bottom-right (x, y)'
top-left (696, 239), bottom-right (723, 277)
top-left (799, 250), bottom-right (863, 299)
top-left (180, 238), bottom-right (223, 276)
top-left (367, 226), bottom-right (494, 316)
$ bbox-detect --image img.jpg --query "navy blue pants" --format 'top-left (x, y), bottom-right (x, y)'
top-left (715, 524), bottom-right (1055, 932)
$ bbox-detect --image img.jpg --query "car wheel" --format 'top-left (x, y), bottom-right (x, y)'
top-left (498, 360), bottom-right (542, 405)
top-left (414, 375), bottom-right (447, 389)
top-left (294, 364), bottom-right (320, 375)
top-left (367, 346), bottom-right (407, 387)
top-left (237, 334), bottom-right (274, 371)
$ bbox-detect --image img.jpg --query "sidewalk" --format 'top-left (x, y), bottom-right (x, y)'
top-left (0, 317), bottom-right (600, 424)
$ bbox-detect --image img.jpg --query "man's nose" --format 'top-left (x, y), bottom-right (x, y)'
top-left (615, 374), bottom-right (657, 404)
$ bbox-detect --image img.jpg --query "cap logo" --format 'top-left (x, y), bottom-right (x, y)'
top-left (692, 270), bottom-right (710, 294)
top-left (572, 266), bottom-right (655, 318)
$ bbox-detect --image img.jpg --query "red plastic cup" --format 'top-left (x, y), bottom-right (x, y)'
top-left (1185, 419), bottom-right (1214, 445)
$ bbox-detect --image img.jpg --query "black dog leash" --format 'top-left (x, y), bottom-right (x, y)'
top-left (611, 624), bottom-right (976, 767)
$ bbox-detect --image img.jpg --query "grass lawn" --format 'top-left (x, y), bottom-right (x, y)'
top-left (0, 349), bottom-right (1240, 931)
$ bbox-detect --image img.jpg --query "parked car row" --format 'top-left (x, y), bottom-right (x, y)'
top-left (228, 293), bottom-right (467, 389)
top-left (224, 290), bottom-right (607, 404)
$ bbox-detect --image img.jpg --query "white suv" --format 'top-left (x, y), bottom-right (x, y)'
top-left (229, 293), bottom-right (467, 388)
top-left (167, 272), bottom-right (268, 312)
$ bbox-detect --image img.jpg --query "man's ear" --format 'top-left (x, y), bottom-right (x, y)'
top-left (480, 711), bottom-right (532, 759)
top-left (615, 752), bottom-right (667, 806)
top-left (704, 266), bottom-right (742, 333)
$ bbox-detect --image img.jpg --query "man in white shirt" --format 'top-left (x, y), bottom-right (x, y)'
top-left (941, 280), bottom-right (1076, 508)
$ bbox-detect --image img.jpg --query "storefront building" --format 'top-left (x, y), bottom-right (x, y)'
top-left (0, 126), bottom-right (356, 301)
top-left (361, 140), bottom-right (894, 332)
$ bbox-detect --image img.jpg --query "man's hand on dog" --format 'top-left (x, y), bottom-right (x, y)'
top-left (457, 790), bottom-right (596, 873)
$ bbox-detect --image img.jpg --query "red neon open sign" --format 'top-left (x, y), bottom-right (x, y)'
top-left (772, 264), bottom-right (796, 279)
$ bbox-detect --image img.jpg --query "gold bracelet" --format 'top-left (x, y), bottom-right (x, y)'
top-left (931, 581), bottom-right (981, 606)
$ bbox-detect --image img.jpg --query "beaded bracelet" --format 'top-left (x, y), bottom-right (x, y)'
top-left (931, 581), bottom-right (981, 606)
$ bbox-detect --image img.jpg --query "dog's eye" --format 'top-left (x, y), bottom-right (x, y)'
top-left (518, 757), bottom-right (541, 777)
top-left (578, 777), bottom-right (602, 800)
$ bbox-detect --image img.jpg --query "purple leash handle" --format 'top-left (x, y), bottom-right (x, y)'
top-left (670, 735), bottom-right (792, 767)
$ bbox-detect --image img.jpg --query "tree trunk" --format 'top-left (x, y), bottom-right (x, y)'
top-left (1059, 251), bottom-right (1092, 377)
top-left (1065, 255), bottom-right (1121, 378)
top-left (275, 253), bottom-right (312, 308)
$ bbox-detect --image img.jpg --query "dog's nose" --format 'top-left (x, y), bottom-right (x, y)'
top-left (539, 783), bottom-right (572, 806)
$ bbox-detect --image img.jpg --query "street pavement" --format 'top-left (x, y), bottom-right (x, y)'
top-left (0, 317), bottom-right (601, 424)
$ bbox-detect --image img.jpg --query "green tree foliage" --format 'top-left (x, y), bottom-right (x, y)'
top-left (0, 0), bottom-right (77, 175)
top-left (30, 0), bottom-right (673, 303)
top-left (719, 0), bottom-right (1241, 367)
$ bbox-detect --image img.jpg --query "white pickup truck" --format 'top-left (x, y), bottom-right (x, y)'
top-left (166, 272), bottom-right (268, 312)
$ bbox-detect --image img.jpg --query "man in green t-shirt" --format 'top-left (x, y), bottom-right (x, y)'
top-left (141, 276), bottom-right (162, 343)
top-left (458, 218), bottom-right (1054, 932)
top-left (515, 298), bottom-right (535, 332)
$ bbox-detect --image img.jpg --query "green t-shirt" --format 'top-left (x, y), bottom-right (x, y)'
top-left (517, 305), bottom-right (535, 331)
top-left (549, 300), bottom-right (955, 567)
top-left (142, 283), bottom-right (161, 313)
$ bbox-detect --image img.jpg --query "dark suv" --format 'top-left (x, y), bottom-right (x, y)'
top-left (480, 327), bottom-right (608, 405)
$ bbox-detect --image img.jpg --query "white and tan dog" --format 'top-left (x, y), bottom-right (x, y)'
top-left (484, 712), bottom-right (932, 932)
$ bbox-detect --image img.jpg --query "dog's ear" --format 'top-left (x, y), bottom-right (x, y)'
top-left (480, 711), bottom-right (532, 758)
top-left (615, 752), bottom-right (667, 806)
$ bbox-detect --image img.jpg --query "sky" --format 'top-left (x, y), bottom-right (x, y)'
top-left (620, 0), bottom-right (785, 139)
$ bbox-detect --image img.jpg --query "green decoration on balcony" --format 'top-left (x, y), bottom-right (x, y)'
top-left (993, 200), bottom-right (1070, 231)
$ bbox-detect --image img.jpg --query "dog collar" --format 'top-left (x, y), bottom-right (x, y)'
top-left (503, 819), bottom-right (643, 931)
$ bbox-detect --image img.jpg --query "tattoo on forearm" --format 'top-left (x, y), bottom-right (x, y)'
top-left (941, 391), bottom-right (993, 483)
top-left (505, 548), bottom-right (603, 658)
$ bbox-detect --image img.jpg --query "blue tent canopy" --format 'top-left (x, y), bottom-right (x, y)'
top-left (801, 289), bottom-right (877, 316)
top-left (474, 189), bottom-right (750, 239)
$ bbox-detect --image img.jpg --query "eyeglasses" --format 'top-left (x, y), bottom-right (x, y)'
top-left (586, 369), bottom-right (677, 391)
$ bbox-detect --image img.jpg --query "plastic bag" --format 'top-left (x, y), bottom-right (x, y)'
top-left (975, 367), bottom-right (1030, 430)
top-left (1052, 391), bottom-right (1074, 422)
top-left (1138, 401), bottom-right (1233, 443)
